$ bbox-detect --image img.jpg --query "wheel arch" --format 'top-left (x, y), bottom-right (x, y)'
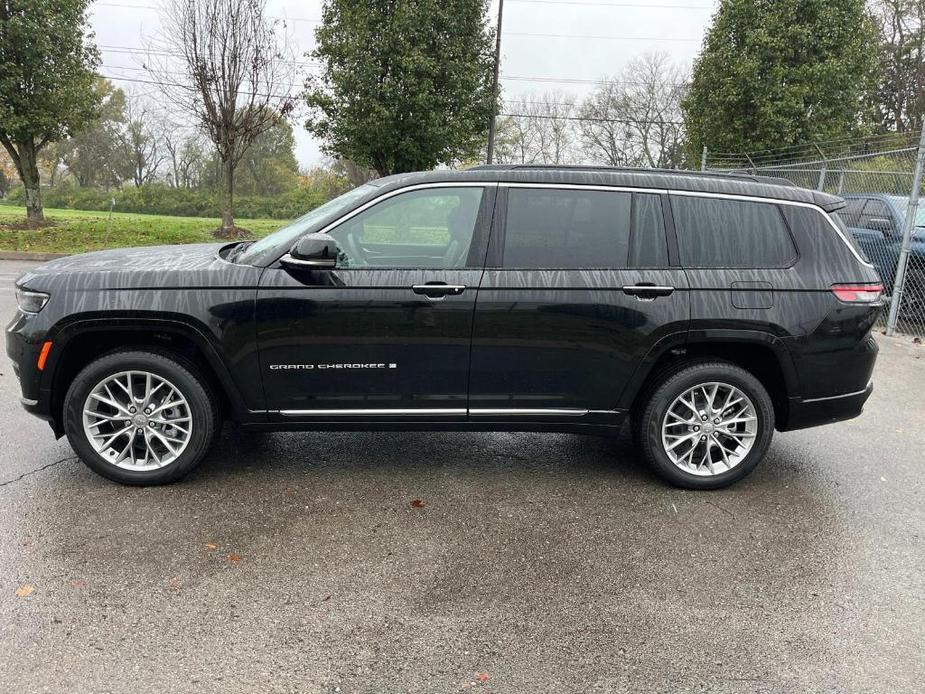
top-left (44, 317), bottom-right (251, 435)
top-left (622, 331), bottom-right (798, 427)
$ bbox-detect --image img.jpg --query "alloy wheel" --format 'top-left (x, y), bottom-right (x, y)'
top-left (660, 381), bottom-right (758, 477)
top-left (82, 370), bottom-right (193, 470)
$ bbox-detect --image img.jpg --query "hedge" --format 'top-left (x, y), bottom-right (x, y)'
top-left (3, 183), bottom-right (332, 220)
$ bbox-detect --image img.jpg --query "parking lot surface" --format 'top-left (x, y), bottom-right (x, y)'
top-left (1, 258), bottom-right (923, 693)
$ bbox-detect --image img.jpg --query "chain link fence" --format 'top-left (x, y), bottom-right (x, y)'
top-left (703, 128), bottom-right (925, 338)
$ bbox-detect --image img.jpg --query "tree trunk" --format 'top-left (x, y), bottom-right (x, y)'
top-left (17, 140), bottom-right (44, 223)
top-left (217, 156), bottom-right (235, 238)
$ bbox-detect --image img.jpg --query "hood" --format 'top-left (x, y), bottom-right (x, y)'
top-left (16, 243), bottom-right (260, 292)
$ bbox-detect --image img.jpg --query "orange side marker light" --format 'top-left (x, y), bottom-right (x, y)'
top-left (37, 341), bottom-right (53, 371)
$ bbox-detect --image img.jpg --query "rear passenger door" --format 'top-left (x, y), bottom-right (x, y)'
top-left (669, 193), bottom-right (802, 337)
top-left (467, 186), bottom-right (690, 421)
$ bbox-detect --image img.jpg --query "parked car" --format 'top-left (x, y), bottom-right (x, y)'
top-left (7, 166), bottom-right (883, 489)
top-left (838, 193), bottom-right (925, 315)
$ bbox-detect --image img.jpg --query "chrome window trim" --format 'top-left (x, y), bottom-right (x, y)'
top-left (303, 179), bottom-right (871, 269)
top-left (498, 182), bottom-right (669, 195)
top-left (669, 190), bottom-right (875, 268)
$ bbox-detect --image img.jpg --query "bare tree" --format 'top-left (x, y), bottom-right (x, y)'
top-left (149, 0), bottom-right (296, 236)
top-left (496, 92), bottom-right (579, 164)
top-left (579, 53), bottom-right (687, 169)
top-left (162, 124), bottom-right (206, 189)
top-left (120, 93), bottom-right (166, 186)
top-left (578, 80), bottom-right (635, 166)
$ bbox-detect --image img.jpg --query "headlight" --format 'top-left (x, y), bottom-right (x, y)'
top-left (15, 288), bottom-right (50, 314)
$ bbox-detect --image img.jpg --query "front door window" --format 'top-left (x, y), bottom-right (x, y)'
top-left (328, 187), bottom-right (484, 269)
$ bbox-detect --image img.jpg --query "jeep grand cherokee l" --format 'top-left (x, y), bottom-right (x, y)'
top-left (6, 166), bottom-right (882, 489)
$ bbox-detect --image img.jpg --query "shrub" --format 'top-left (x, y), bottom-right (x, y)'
top-left (3, 181), bottom-right (342, 220)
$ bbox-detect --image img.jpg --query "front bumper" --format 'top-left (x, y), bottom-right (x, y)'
top-left (779, 381), bottom-right (874, 432)
top-left (6, 312), bottom-right (53, 422)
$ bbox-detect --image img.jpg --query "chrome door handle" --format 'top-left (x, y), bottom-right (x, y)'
top-left (412, 283), bottom-right (467, 300)
top-left (622, 284), bottom-right (675, 300)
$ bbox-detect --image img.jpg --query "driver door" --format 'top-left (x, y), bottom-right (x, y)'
top-left (256, 184), bottom-right (494, 418)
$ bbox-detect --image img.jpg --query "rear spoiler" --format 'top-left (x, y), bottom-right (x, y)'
top-left (817, 195), bottom-right (847, 213)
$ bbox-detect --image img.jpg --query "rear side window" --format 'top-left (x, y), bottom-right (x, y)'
top-left (500, 189), bottom-right (668, 269)
top-left (671, 196), bottom-right (798, 268)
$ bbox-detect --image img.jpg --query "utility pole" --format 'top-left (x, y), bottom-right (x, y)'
top-left (486, 0), bottom-right (505, 165)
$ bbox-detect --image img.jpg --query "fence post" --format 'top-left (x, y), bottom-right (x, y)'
top-left (814, 145), bottom-right (828, 191)
top-left (886, 121), bottom-right (925, 336)
top-left (701, 146), bottom-right (708, 172)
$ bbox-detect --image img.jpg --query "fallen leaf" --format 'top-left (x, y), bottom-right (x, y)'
top-left (205, 542), bottom-right (218, 550)
top-left (476, 672), bottom-right (489, 683)
top-left (15, 585), bottom-right (34, 598)
top-left (410, 499), bottom-right (426, 508)
top-left (226, 553), bottom-right (241, 563)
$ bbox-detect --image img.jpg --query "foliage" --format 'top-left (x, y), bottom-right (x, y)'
top-left (0, 206), bottom-right (283, 254)
top-left (683, 0), bottom-right (880, 160)
top-left (0, 0), bottom-right (102, 220)
top-left (200, 116), bottom-right (300, 196)
top-left (50, 79), bottom-right (128, 188)
top-left (4, 178), bottom-right (346, 220)
top-left (870, 0), bottom-right (925, 132)
top-left (154, 0), bottom-right (297, 235)
top-left (305, 0), bottom-right (497, 176)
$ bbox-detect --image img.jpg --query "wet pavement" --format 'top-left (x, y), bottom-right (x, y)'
top-left (1, 259), bottom-right (923, 693)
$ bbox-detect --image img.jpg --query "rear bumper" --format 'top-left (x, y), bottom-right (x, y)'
top-left (779, 382), bottom-right (873, 432)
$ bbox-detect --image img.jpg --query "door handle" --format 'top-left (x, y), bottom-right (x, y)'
top-left (412, 283), bottom-right (467, 299)
top-left (622, 284), bottom-right (675, 300)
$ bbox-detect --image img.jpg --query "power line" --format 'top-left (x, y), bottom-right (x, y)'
top-left (507, 0), bottom-right (712, 7)
top-left (507, 31), bottom-right (699, 41)
top-left (502, 112), bottom-right (683, 125)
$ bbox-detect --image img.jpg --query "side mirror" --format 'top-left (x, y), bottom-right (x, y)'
top-left (281, 233), bottom-right (337, 269)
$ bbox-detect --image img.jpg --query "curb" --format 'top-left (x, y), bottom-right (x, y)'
top-left (0, 251), bottom-right (69, 261)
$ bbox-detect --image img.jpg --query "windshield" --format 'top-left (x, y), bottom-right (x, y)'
top-left (237, 183), bottom-right (380, 266)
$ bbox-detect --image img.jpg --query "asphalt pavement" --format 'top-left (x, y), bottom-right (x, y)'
top-left (1, 258), bottom-right (923, 693)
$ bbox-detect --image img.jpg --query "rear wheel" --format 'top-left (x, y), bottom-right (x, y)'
top-left (63, 350), bottom-right (219, 485)
top-left (635, 361), bottom-right (775, 489)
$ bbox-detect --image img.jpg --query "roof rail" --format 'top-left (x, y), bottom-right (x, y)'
top-left (468, 164), bottom-right (796, 188)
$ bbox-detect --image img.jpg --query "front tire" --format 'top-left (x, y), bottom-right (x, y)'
top-left (63, 350), bottom-right (219, 485)
top-left (636, 361), bottom-right (775, 490)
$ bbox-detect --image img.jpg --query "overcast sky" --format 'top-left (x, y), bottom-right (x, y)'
top-left (90, 0), bottom-right (719, 168)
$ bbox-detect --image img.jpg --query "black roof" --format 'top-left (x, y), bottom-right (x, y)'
top-left (370, 165), bottom-right (845, 212)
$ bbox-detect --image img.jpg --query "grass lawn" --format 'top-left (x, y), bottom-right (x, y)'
top-left (0, 206), bottom-right (288, 255)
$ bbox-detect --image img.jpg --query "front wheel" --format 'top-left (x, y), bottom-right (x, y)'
top-left (636, 361), bottom-right (775, 489)
top-left (63, 350), bottom-right (219, 485)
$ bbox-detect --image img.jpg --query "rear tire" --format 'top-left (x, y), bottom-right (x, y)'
top-left (63, 349), bottom-right (219, 485)
top-left (635, 361), bottom-right (775, 490)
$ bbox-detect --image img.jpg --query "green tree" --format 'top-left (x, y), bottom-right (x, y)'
top-left (305, 0), bottom-right (497, 177)
top-left (0, 0), bottom-right (101, 222)
top-left (683, 0), bottom-right (879, 159)
top-left (57, 78), bottom-right (129, 188)
top-left (235, 114), bottom-right (299, 196)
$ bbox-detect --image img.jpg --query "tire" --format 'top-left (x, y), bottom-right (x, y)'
top-left (63, 349), bottom-right (220, 485)
top-left (635, 360), bottom-right (775, 490)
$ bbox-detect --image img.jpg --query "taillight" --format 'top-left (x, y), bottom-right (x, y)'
top-left (831, 283), bottom-right (883, 303)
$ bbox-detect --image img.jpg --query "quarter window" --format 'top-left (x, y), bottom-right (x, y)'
top-left (500, 189), bottom-right (667, 269)
top-left (671, 196), bottom-right (797, 268)
top-left (328, 187), bottom-right (484, 269)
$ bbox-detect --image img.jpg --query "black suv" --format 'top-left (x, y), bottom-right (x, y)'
top-left (7, 166), bottom-right (882, 489)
